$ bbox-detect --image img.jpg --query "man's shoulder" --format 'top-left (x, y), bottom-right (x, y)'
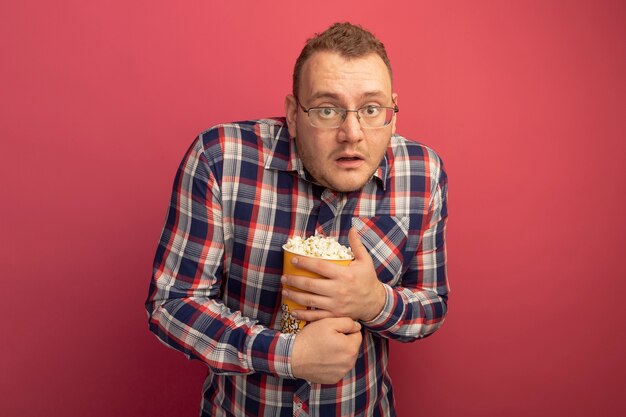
top-left (199, 117), bottom-right (287, 142)
top-left (194, 117), bottom-right (288, 165)
top-left (390, 134), bottom-right (444, 167)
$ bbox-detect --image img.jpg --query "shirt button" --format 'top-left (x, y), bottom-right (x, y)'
top-left (295, 402), bottom-right (302, 409)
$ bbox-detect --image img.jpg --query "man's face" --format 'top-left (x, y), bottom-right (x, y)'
top-left (285, 51), bottom-right (397, 193)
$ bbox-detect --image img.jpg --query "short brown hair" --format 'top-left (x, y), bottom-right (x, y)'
top-left (292, 22), bottom-right (393, 97)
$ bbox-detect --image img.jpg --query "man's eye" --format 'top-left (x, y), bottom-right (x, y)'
top-left (317, 108), bottom-right (339, 118)
top-left (362, 106), bottom-right (381, 117)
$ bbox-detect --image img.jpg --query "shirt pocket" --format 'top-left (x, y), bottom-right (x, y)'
top-left (351, 216), bottom-right (409, 286)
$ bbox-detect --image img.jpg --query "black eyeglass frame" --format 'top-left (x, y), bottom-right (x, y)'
top-left (296, 98), bottom-right (399, 129)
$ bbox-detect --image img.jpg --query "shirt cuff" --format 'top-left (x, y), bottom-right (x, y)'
top-left (246, 329), bottom-right (295, 379)
top-left (361, 283), bottom-right (399, 332)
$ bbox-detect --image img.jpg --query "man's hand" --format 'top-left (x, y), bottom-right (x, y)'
top-left (291, 318), bottom-right (362, 384)
top-left (281, 227), bottom-right (386, 322)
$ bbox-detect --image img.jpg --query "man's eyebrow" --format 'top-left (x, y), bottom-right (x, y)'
top-left (360, 91), bottom-right (388, 99)
top-left (307, 91), bottom-right (389, 103)
top-left (307, 91), bottom-right (342, 102)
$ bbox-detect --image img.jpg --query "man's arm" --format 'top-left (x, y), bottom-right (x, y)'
top-left (145, 137), bottom-right (295, 378)
top-left (281, 155), bottom-right (449, 342)
top-left (362, 156), bottom-right (449, 341)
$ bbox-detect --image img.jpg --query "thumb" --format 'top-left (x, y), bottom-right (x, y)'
top-left (348, 227), bottom-right (368, 262)
top-left (330, 317), bottom-right (362, 334)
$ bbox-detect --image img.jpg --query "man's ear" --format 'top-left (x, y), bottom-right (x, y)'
top-left (285, 94), bottom-right (298, 138)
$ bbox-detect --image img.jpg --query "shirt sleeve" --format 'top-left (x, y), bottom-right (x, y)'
top-left (362, 154), bottom-right (449, 341)
top-left (145, 137), bottom-right (295, 379)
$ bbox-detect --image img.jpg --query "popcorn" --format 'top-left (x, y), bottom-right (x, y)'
top-left (283, 234), bottom-right (354, 260)
top-left (280, 234), bottom-right (354, 333)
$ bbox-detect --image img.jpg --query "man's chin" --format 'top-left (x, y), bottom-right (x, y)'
top-left (326, 175), bottom-right (371, 193)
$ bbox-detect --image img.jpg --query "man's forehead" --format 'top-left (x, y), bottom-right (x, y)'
top-left (302, 50), bottom-right (389, 74)
top-left (299, 51), bottom-right (392, 100)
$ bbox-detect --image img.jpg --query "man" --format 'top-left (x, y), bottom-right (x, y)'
top-left (146, 22), bottom-right (449, 417)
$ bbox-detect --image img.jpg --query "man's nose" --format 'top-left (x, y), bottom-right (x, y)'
top-left (338, 111), bottom-right (364, 143)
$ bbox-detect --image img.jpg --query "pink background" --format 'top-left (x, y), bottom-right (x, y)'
top-left (1, 1), bottom-right (625, 416)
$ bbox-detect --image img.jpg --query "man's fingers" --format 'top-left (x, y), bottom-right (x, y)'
top-left (283, 286), bottom-right (329, 311)
top-left (289, 255), bottom-right (339, 278)
top-left (348, 227), bottom-right (367, 261)
top-left (330, 317), bottom-right (362, 334)
top-left (282, 275), bottom-right (332, 297)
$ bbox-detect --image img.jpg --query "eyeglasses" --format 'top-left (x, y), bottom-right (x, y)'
top-left (297, 100), bottom-right (399, 129)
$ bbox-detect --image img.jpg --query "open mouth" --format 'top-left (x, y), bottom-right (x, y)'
top-left (335, 155), bottom-right (365, 168)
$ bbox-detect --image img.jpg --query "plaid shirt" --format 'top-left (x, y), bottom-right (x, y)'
top-left (146, 118), bottom-right (449, 417)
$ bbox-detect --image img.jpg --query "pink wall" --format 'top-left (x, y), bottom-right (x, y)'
top-left (1, 1), bottom-right (625, 416)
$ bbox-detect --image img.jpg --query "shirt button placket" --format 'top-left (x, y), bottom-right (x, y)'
top-left (293, 400), bottom-right (307, 416)
top-left (293, 380), bottom-right (310, 416)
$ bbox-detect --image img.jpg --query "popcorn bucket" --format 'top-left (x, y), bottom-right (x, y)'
top-left (280, 246), bottom-right (352, 334)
